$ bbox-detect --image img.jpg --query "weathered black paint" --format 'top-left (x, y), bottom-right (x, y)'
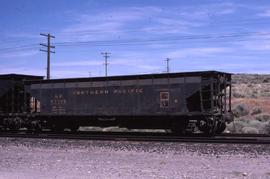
top-left (29, 77), bottom-right (204, 116)
top-left (0, 74), bottom-right (43, 114)
top-left (0, 71), bottom-right (233, 133)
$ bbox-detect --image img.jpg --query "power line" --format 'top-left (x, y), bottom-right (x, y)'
top-left (0, 31), bottom-right (270, 53)
top-left (40, 33), bottom-right (55, 80)
top-left (54, 32), bottom-right (270, 47)
top-left (0, 44), bottom-right (38, 52)
top-left (55, 38), bottom-right (270, 52)
top-left (0, 18), bottom-right (268, 46)
top-left (101, 52), bottom-right (110, 77)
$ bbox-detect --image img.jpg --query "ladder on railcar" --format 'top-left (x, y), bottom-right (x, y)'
top-left (200, 76), bottom-right (227, 113)
top-left (199, 77), bottom-right (221, 112)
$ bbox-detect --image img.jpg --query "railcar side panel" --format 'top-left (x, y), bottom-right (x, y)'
top-left (29, 76), bottom-right (203, 116)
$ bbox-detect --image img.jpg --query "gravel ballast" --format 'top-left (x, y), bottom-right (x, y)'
top-left (0, 138), bottom-right (269, 179)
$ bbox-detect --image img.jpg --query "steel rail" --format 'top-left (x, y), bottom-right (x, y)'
top-left (0, 131), bottom-right (269, 144)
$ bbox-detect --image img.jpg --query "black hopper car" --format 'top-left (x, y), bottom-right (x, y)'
top-left (0, 71), bottom-right (234, 135)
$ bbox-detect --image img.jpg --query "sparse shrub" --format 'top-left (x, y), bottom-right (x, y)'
top-left (247, 83), bottom-right (252, 87)
top-left (250, 107), bottom-right (262, 115)
top-left (263, 78), bottom-right (270, 83)
top-left (255, 113), bottom-right (270, 122)
top-left (248, 120), bottom-right (269, 133)
top-left (266, 122), bottom-right (270, 134)
top-left (226, 118), bottom-right (270, 134)
top-left (241, 127), bottom-right (259, 134)
top-left (226, 120), bottom-right (248, 133)
top-left (232, 104), bottom-right (249, 117)
top-left (233, 92), bottom-right (245, 98)
top-left (230, 74), bottom-right (270, 134)
top-left (237, 116), bottom-right (250, 123)
top-left (250, 94), bottom-right (258, 98)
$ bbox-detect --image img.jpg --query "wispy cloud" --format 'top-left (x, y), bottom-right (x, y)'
top-left (0, 67), bottom-right (44, 76)
top-left (178, 2), bottom-right (236, 20)
top-left (0, 50), bottom-right (38, 58)
top-left (241, 41), bottom-right (270, 51)
top-left (0, 66), bottom-right (92, 79)
top-left (57, 6), bottom-right (163, 42)
top-left (62, 6), bottom-right (162, 33)
top-left (3, 1), bottom-right (270, 76)
top-left (53, 60), bottom-right (102, 67)
top-left (257, 9), bottom-right (270, 17)
top-left (110, 58), bottom-right (162, 71)
top-left (233, 32), bottom-right (270, 51)
top-left (52, 70), bottom-right (92, 78)
top-left (53, 57), bottom-right (163, 75)
top-left (56, 3), bottom-right (237, 42)
top-left (167, 47), bottom-right (230, 59)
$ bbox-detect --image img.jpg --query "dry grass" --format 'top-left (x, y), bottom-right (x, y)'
top-left (228, 74), bottom-right (270, 134)
top-left (232, 97), bottom-right (270, 113)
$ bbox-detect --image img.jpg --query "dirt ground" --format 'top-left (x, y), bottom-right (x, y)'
top-left (0, 138), bottom-right (269, 179)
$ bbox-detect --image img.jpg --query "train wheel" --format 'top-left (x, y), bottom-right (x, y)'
top-left (200, 117), bottom-right (217, 136)
top-left (215, 122), bottom-right (226, 134)
top-left (171, 120), bottom-right (188, 135)
top-left (31, 120), bottom-right (42, 132)
top-left (70, 125), bottom-right (79, 133)
top-left (4, 117), bottom-right (21, 131)
top-left (8, 123), bottom-right (20, 131)
top-left (171, 128), bottom-right (186, 135)
top-left (202, 127), bottom-right (215, 136)
top-left (52, 125), bottom-right (64, 132)
top-left (8, 125), bottom-right (20, 131)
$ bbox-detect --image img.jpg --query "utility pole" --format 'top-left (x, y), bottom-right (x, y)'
top-left (40, 33), bottom-right (55, 80)
top-left (101, 52), bottom-right (111, 77)
top-left (165, 58), bottom-right (171, 73)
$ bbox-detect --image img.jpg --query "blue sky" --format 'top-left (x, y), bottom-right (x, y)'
top-left (1, 0), bottom-right (270, 78)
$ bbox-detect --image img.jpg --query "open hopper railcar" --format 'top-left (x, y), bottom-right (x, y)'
top-left (0, 71), bottom-right (234, 135)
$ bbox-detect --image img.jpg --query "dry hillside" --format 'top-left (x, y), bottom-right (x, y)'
top-left (226, 74), bottom-right (270, 134)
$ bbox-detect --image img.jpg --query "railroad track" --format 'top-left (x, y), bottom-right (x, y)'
top-left (0, 131), bottom-right (270, 144)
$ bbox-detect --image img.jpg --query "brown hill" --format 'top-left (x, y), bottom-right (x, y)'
top-left (226, 74), bottom-right (270, 134)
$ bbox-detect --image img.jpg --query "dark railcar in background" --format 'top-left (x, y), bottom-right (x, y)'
top-left (26, 71), bottom-right (233, 134)
top-left (0, 74), bottom-right (43, 129)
